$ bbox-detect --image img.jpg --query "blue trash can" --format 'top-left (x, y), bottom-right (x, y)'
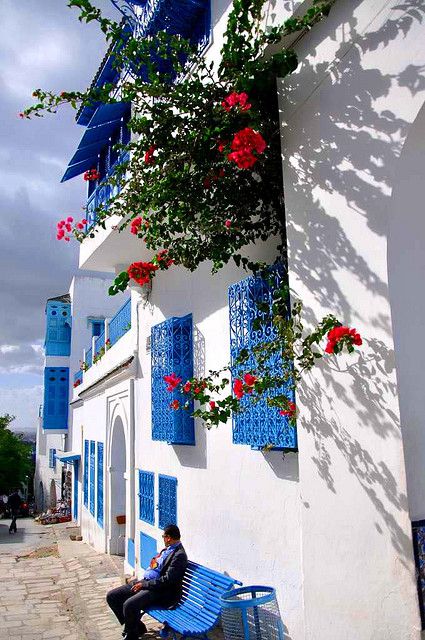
top-left (221, 586), bottom-right (285, 640)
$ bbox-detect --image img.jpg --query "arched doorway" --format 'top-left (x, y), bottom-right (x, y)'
top-left (49, 479), bottom-right (57, 509)
top-left (109, 416), bottom-right (127, 556)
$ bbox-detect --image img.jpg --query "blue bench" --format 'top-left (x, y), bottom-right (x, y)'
top-left (145, 560), bottom-right (242, 640)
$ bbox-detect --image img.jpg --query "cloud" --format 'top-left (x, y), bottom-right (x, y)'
top-left (0, 345), bottom-right (43, 375)
top-left (0, 385), bottom-right (43, 435)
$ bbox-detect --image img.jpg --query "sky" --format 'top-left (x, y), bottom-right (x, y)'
top-left (0, 0), bottom-right (119, 434)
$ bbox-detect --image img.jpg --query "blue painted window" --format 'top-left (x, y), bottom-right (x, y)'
top-left (91, 320), bottom-right (104, 338)
top-left (128, 538), bottom-right (135, 568)
top-left (158, 475), bottom-right (177, 529)
top-left (48, 448), bottom-right (56, 469)
top-left (97, 442), bottom-right (104, 528)
top-left (83, 440), bottom-right (89, 508)
top-left (151, 314), bottom-right (194, 445)
top-left (45, 301), bottom-right (71, 356)
top-left (228, 264), bottom-right (297, 450)
top-left (140, 532), bottom-right (158, 570)
top-left (89, 440), bottom-right (95, 516)
top-left (138, 470), bottom-right (155, 525)
top-left (42, 367), bottom-right (69, 431)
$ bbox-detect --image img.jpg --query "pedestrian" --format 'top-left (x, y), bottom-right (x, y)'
top-left (8, 490), bottom-right (21, 534)
top-left (106, 524), bottom-right (187, 640)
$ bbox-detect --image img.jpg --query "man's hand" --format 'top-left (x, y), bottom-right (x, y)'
top-left (131, 581), bottom-right (143, 593)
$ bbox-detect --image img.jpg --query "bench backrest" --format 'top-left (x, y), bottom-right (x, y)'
top-left (179, 561), bottom-right (240, 625)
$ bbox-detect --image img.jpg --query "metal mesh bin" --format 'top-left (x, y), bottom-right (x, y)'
top-left (221, 586), bottom-right (284, 640)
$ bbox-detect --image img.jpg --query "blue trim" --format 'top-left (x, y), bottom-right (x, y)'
top-left (221, 586), bottom-right (276, 608)
top-left (56, 453), bottom-right (80, 463)
top-left (83, 440), bottom-right (89, 508)
top-left (138, 470), bottom-right (155, 524)
top-left (89, 440), bottom-right (96, 516)
top-left (73, 460), bottom-right (79, 520)
top-left (158, 474), bottom-right (177, 529)
top-left (88, 102), bottom-right (130, 128)
top-left (48, 448), bottom-right (56, 469)
top-left (97, 442), bottom-right (104, 528)
top-left (128, 538), bottom-right (136, 568)
top-left (140, 532), bottom-right (158, 570)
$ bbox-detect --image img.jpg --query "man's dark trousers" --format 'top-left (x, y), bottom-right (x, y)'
top-left (106, 583), bottom-right (163, 637)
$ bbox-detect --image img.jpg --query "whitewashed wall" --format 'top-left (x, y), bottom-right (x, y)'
top-left (34, 422), bottom-right (64, 511)
top-left (279, 0), bottom-right (424, 638)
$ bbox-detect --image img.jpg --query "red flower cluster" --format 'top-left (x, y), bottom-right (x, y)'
top-left (325, 326), bottom-right (362, 354)
top-left (227, 128), bottom-right (266, 169)
top-left (279, 401), bottom-right (296, 418)
top-left (83, 168), bottom-right (100, 182)
top-left (57, 217), bottom-right (87, 240)
top-left (164, 373), bottom-right (182, 392)
top-left (224, 219), bottom-right (232, 229)
top-left (130, 217), bottom-right (149, 235)
top-left (127, 261), bottom-right (159, 286)
top-left (221, 92), bottom-right (251, 112)
top-left (73, 379), bottom-right (81, 389)
top-left (170, 399), bottom-right (180, 410)
top-left (155, 249), bottom-right (174, 268)
top-left (209, 400), bottom-right (216, 410)
top-left (144, 145), bottom-right (156, 165)
top-left (233, 373), bottom-right (257, 399)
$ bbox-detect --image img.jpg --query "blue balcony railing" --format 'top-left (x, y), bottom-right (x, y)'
top-left (109, 298), bottom-right (131, 346)
top-left (74, 370), bottom-right (83, 387)
top-left (86, 153), bottom-right (130, 232)
top-left (95, 330), bottom-right (106, 356)
top-left (85, 347), bottom-right (93, 370)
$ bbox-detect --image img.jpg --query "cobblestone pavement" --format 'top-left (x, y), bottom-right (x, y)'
top-left (0, 518), bottom-right (163, 640)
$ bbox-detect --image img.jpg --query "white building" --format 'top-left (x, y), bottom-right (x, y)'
top-left (36, 0), bottom-right (425, 638)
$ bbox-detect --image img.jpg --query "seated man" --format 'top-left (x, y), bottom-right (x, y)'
top-left (107, 524), bottom-right (188, 640)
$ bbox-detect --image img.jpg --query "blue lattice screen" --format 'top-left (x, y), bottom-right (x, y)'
top-left (83, 440), bottom-right (89, 508)
top-left (89, 440), bottom-right (95, 516)
top-left (228, 264), bottom-right (297, 450)
top-left (158, 475), bottom-right (177, 529)
top-left (97, 442), bottom-right (104, 528)
top-left (45, 301), bottom-right (71, 356)
top-left (151, 314), bottom-right (194, 445)
top-left (43, 367), bottom-right (69, 431)
top-left (140, 532), bottom-right (158, 570)
top-left (138, 470), bottom-right (155, 524)
top-left (48, 448), bottom-right (56, 469)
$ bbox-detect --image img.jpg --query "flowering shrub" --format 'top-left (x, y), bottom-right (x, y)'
top-left (227, 128), bottom-right (267, 169)
top-left (57, 217), bottom-right (87, 241)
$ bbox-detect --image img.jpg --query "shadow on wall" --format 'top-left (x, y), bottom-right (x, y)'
top-left (278, 0), bottom-right (425, 564)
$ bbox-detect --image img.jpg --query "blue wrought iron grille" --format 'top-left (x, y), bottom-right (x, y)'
top-left (151, 314), bottom-right (194, 445)
top-left (42, 367), bottom-right (69, 431)
top-left (158, 474), bottom-right (177, 529)
top-left (412, 520), bottom-right (425, 629)
top-left (83, 440), bottom-right (89, 508)
top-left (109, 298), bottom-right (131, 346)
top-left (94, 330), bottom-right (105, 356)
top-left (48, 448), bottom-right (56, 469)
top-left (140, 532), bottom-right (158, 570)
top-left (85, 347), bottom-right (93, 370)
top-left (97, 442), bottom-right (104, 528)
top-left (89, 440), bottom-right (95, 516)
top-left (138, 470), bottom-right (155, 524)
top-left (74, 370), bottom-right (83, 386)
top-left (228, 264), bottom-right (297, 450)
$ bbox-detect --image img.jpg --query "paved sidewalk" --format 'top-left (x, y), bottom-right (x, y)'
top-left (0, 518), bottom-right (162, 640)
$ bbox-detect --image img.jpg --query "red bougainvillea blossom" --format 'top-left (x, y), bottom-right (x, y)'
top-left (73, 379), bottom-right (81, 389)
top-left (144, 145), bottom-right (156, 165)
top-left (83, 168), bottom-right (100, 181)
top-left (233, 378), bottom-right (244, 399)
top-left (227, 128), bottom-right (266, 169)
top-left (325, 326), bottom-right (362, 354)
top-left (170, 399), bottom-right (180, 410)
top-left (209, 400), bottom-right (216, 410)
top-left (57, 217), bottom-right (87, 240)
top-left (221, 92), bottom-right (252, 112)
top-left (127, 261), bottom-right (159, 286)
top-left (224, 219), bottom-right (232, 229)
top-left (156, 249), bottom-right (174, 268)
top-left (164, 373), bottom-right (182, 392)
top-left (183, 381), bottom-right (192, 393)
top-left (243, 373), bottom-right (257, 387)
top-left (279, 401), bottom-right (296, 418)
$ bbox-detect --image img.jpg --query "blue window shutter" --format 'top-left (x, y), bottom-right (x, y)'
top-left (45, 301), bottom-right (71, 356)
top-left (151, 314), bottom-right (194, 444)
top-left (140, 533), bottom-right (158, 570)
top-left (138, 470), bottom-right (155, 524)
top-left (89, 441), bottom-right (95, 516)
top-left (96, 442), bottom-right (104, 527)
top-left (128, 538), bottom-right (135, 568)
top-left (49, 448), bottom-right (56, 469)
top-left (42, 367), bottom-right (69, 431)
top-left (158, 475), bottom-right (177, 529)
top-left (83, 440), bottom-right (89, 508)
top-left (228, 263), bottom-right (297, 450)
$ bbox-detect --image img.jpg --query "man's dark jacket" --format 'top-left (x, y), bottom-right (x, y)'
top-left (139, 543), bottom-right (187, 605)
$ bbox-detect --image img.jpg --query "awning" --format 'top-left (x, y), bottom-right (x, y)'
top-left (61, 156), bottom-right (99, 183)
top-left (55, 451), bottom-right (81, 464)
top-left (88, 102), bottom-right (130, 129)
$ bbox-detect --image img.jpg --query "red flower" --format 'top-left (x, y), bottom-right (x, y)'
top-left (144, 145), bottom-right (156, 165)
top-left (217, 140), bottom-right (227, 152)
top-left (18, 112), bottom-right (25, 119)
top-left (57, 229), bottom-right (65, 240)
top-left (170, 399), bottom-right (180, 410)
top-left (76, 223), bottom-right (84, 230)
top-left (83, 168), bottom-right (100, 182)
top-left (221, 92), bottom-right (252, 112)
top-left (243, 373), bottom-right (257, 387)
top-left (65, 223), bottom-right (72, 232)
top-left (105, 339), bottom-right (111, 345)
top-left (224, 219), bottom-right (232, 229)
top-left (279, 401), bottom-right (296, 417)
top-left (209, 400), bottom-right (216, 410)
top-left (228, 128), bottom-right (266, 170)
top-left (73, 380), bottom-right (81, 388)
top-left (60, 92), bottom-right (67, 98)
top-left (233, 378), bottom-right (244, 400)
top-left (163, 372), bottom-right (182, 392)
top-left (64, 237), bottom-right (70, 242)
top-left (127, 261), bottom-right (159, 286)
top-left (81, 218), bottom-right (87, 225)
top-left (57, 220), bottom-right (65, 229)
top-left (194, 387), bottom-right (200, 394)
top-left (183, 381), bottom-right (192, 393)
top-left (325, 326), bottom-right (363, 354)
top-left (130, 217), bottom-right (142, 235)
top-left (67, 216), bottom-right (73, 223)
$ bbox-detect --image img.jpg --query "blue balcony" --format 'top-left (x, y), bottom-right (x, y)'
top-left (86, 153), bottom-right (130, 232)
top-left (73, 370), bottom-right (83, 388)
top-left (95, 329), bottom-right (106, 356)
